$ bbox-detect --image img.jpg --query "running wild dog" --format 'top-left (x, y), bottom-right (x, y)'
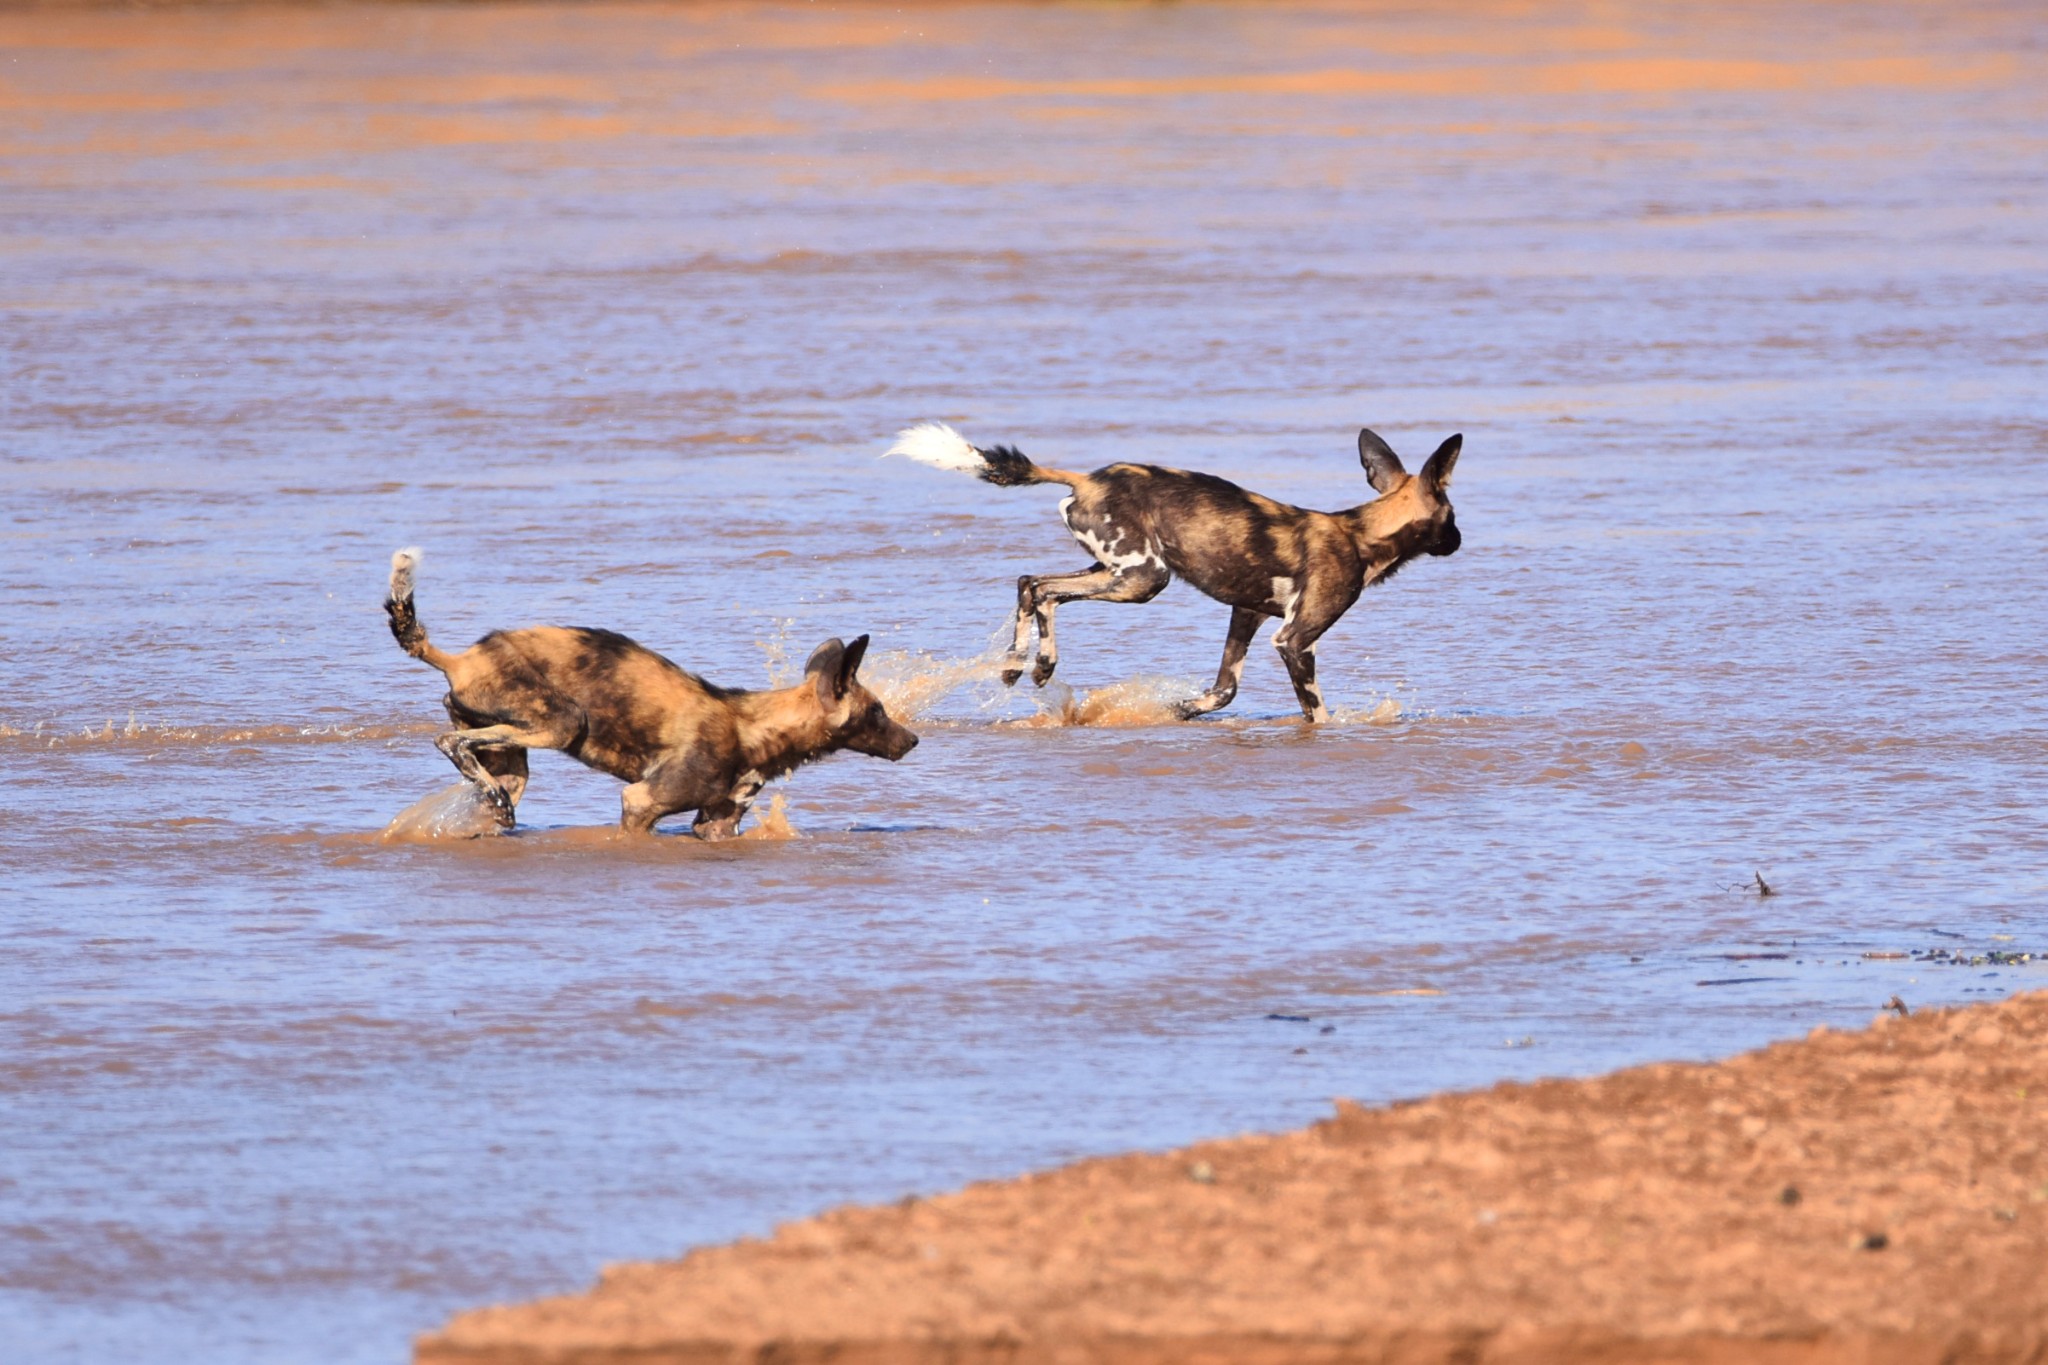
top-left (383, 549), bottom-right (917, 837)
top-left (885, 424), bottom-right (1462, 722)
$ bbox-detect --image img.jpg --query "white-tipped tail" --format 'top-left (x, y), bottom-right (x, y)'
top-left (389, 546), bottom-right (422, 603)
top-left (884, 422), bottom-right (984, 474)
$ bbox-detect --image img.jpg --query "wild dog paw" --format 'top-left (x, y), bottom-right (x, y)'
top-left (1031, 656), bottom-right (1057, 686)
top-left (998, 664), bottom-right (1024, 687)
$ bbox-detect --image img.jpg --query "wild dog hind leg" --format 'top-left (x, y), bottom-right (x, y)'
top-left (1016, 563), bottom-right (1169, 687)
top-left (1000, 573), bottom-right (1044, 687)
top-left (1000, 566), bottom-right (1095, 686)
top-left (444, 696), bottom-right (528, 808)
top-left (435, 715), bottom-right (580, 827)
top-left (1174, 606), bottom-right (1265, 719)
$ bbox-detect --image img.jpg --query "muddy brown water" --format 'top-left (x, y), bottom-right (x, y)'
top-left (2, 3), bottom-right (2044, 1362)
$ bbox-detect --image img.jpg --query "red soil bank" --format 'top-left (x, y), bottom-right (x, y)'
top-left (419, 993), bottom-right (2048, 1365)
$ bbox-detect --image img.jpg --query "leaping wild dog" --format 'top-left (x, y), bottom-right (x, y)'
top-left (885, 423), bottom-right (1462, 723)
top-left (382, 549), bottom-right (917, 837)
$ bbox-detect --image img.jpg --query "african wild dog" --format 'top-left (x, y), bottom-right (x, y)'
top-left (383, 549), bottom-right (917, 837)
top-left (885, 424), bottom-right (1462, 722)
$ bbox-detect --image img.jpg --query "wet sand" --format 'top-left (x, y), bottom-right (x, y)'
top-left (420, 992), bottom-right (2048, 1364)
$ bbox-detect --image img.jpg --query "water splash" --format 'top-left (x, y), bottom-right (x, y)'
top-left (858, 644), bottom-right (1011, 721)
top-left (847, 645), bottom-right (1405, 731)
top-left (756, 627), bottom-right (1008, 724)
top-left (1005, 675), bottom-right (1198, 729)
top-left (740, 792), bottom-right (800, 841)
top-left (1329, 698), bottom-right (1404, 726)
top-left (379, 783), bottom-right (507, 842)
top-left (754, 617), bottom-right (802, 688)
top-left (0, 720), bottom-right (431, 751)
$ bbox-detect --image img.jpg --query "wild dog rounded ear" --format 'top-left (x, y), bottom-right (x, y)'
top-left (1420, 434), bottom-right (1462, 492)
top-left (805, 637), bottom-right (845, 686)
top-left (1357, 428), bottom-right (1407, 493)
top-left (805, 635), bottom-right (869, 702)
top-left (838, 634), bottom-right (870, 692)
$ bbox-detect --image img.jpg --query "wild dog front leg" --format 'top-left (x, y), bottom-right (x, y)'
top-left (1275, 638), bottom-right (1327, 724)
top-left (618, 781), bottom-right (671, 837)
top-left (1174, 606), bottom-right (1265, 719)
top-left (435, 720), bottom-right (575, 827)
top-left (1273, 584), bottom-right (1359, 724)
top-left (1274, 600), bottom-right (1347, 724)
top-left (691, 770), bottom-right (767, 842)
top-left (618, 751), bottom-right (727, 837)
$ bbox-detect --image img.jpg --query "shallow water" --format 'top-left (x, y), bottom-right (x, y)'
top-left (3, 2), bottom-right (2046, 1361)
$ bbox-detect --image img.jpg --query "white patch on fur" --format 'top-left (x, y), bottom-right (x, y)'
top-left (1277, 630), bottom-right (1318, 657)
top-left (1271, 577), bottom-right (1302, 646)
top-left (884, 422), bottom-right (984, 474)
top-left (389, 546), bottom-right (422, 602)
top-left (1070, 515), bottom-right (1162, 574)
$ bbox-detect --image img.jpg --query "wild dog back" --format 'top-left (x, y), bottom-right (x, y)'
top-left (1072, 463), bottom-right (1362, 612)
top-left (449, 626), bottom-right (730, 783)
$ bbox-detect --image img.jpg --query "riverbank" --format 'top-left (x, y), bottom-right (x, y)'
top-left (418, 991), bottom-right (2048, 1364)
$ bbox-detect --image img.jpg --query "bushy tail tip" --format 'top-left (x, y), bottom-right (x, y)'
top-left (883, 421), bottom-right (986, 474)
top-left (388, 546), bottom-right (422, 603)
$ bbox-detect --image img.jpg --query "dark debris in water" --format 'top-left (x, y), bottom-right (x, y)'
top-left (1911, 947), bottom-right (2037, 967)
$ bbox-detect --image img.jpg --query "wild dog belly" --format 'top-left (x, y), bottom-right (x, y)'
top-left (564, 719), bottom-right (670, 784)
top-left (1166, 555), bottom-right (1295, 614)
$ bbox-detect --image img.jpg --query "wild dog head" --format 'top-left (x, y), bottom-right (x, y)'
top-left (1358, 428), bottom-right (1462, 557)
top-left (803, 635), bottom-right (919, 760)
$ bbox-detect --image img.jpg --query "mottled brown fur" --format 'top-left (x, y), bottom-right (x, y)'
top-left (383, 552), bottom-right (917, 836)
top-left (913, 427), bottom-right (1463, 722)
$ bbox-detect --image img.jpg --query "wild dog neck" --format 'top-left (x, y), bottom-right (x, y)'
top-left (724, 683), bottom-right (844, 780)
top-left (1342, 480), bottom-right (1436, 580)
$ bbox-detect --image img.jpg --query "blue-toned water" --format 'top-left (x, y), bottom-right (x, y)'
top-left (2, 2), bottom-right (2045, 1361)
